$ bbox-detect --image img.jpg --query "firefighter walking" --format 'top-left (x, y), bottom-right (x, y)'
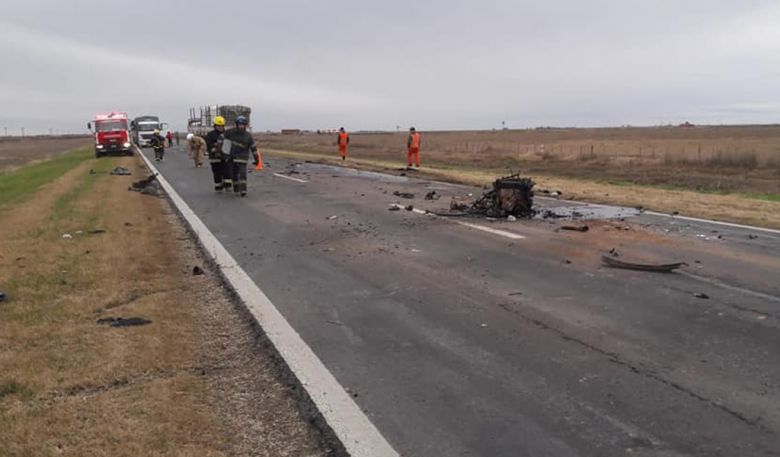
top-left (336, 127), bottom-right (349, 160)
top-left (186, 133), bottom-right (206, 167)
top-left (205, 116), bottom-right (229, 191)
top-left (151, 129), bottom-right (166, 161)
top-left (407, 127), bottom-right (421, 167)
top-left (224, 115), bottom-right (258, 197)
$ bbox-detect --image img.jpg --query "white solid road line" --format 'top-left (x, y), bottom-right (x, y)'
top-left (535, 196), bottom-right (780, 236)
top-left (273, 172), bottom-right (308, 183)
top-left (137, 147), bottom-right (399, 457)
top-left (398, 205), bottom-right (526, 240)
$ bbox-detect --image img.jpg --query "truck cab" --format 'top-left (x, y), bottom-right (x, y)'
top-left (89, 112), bottom-right (132, 157)
top-left (131, 115), bottom-right (164, 147)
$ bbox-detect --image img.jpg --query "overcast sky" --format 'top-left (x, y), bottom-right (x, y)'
top-left (1, 0), bottom-right (779, 134)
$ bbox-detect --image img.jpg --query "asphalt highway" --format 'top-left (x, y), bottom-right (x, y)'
top-left (142, 146), bottom-right (780, 457)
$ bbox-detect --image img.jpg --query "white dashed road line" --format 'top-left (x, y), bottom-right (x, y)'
top-left (273, 172), bottom-right (309, 183)
top-left (393, 205), bottom-right (526, 240)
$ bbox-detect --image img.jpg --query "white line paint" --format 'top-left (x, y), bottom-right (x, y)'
top-left (393, 205), bottom-right (526, 240)
top-left (137, 147), bottom-right (399, 457)
top-left (644, 211), bottom-right (780, 235)
top-left (535, 196), bottom-right (780, 236)
top-left (678, 271), bottom-right (780, 304)
top-left (273, 172), bottom-right (309, 183)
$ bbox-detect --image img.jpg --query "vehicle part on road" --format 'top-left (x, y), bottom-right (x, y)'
top-left (694, 293), bottom-right (710, 299)
top-left (470, 174), bottom-right (535, 218)
top-left (450, 199), bottom-right (469, 211)
top-left (0, 291), bottom-right (5, 302)
top-left (129, 174), bottom-right (162, 196)
top-left (96, 317), bottom-right (152, 327)
top-left (110, 166), bottom-right (132, 176)
top-left (87, 229), bottom-right (107, 234)
top-left (424, 190), bottom-right (441, 200)
top-left (393, 191), bottom-right (415, 199)
top-left (405, 205), bottom-right (414, 211)
top-left (62, 233), bottom-right (73, 240)
top-left (561, 225), bottom-right (590, 232)
top-left (601, 255), bottom-right (686, 273)
top-left (388, 205), bottom-right (401, 211)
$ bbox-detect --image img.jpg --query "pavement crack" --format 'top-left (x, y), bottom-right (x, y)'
top-left (497, 303), bottom-right (766, 430)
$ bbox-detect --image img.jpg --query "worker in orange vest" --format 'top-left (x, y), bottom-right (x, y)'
top-left (407, 127), bottom-right (421, 167)
top-left (336, 127), bottom-right (349, 160)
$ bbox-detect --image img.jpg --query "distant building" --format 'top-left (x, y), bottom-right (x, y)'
top-left (281, 129), bottom-right (301, 135)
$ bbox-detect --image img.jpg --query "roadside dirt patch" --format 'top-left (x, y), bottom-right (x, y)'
top-left (0, 154), bottom-right (330, 456)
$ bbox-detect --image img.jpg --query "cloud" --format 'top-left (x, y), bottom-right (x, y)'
top-left (1, 1), bottom-right (779, 133)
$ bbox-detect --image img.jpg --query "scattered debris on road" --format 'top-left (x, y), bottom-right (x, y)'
top-left (192, 266), bottom-right (205, 276)
top-left (508, 291), bottom-right (523, 296)
top-left (326, 215), bottom-right (338, 220)
top-left (693, 293), bottom-right (710, 300)
top-left (110, 166), bottom-right (132, 176)
top-left (561, 225), bottom-right (590, 232)
top-left (601, 255), bottom-right (686, 272)
top-left (393, 191), bottom-right (415, 199)
top-left (62, 233), bottom-right (73, 240)
top-left (405, 205), bottom-right (414, 211)
top-left (450, 200), bottom-right (469, 211)
top-left (388, 205), bottom-right (401, 211)
top-left (424, 190), bottom-right (441, 200)
top-left (87, 228), bottom-right (107, 235)
top-left (96, 317), bottom-right (152, 327)
top-left (749, 234), bottom-right (758, 240)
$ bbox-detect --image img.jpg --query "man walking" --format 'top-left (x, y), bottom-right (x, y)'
top-left (336, 127), bottom-right (349, 160)
top-left (166, 131), bottom-right (174, 147)
top-left (151, 129), bottom-right (166, 162)
top-left (407, 127), bottom-right (421, 167)
top-left (186, 133), bottom-right (206, 167)
top-left (175, 131), bottom-right (181, 145)
top-left (224, 115), bottom-right (258, 197)
top-left (205, 116), bottom-right (229, 191)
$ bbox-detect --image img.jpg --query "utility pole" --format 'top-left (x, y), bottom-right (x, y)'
top-left (21, 127), bottom-right (25, 138)
top-left (3, 127), bottom-right (6, 136)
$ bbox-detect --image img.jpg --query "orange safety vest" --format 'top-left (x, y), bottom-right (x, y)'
top-left (338, 132), bottom-right (349, 146)
top-left (410, 132), bottom-right (420, 149)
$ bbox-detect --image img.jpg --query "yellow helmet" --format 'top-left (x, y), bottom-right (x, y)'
top-left (214, 116), bottom-right (226, 126)
top-left (153, 129), bottom-right (160, 134)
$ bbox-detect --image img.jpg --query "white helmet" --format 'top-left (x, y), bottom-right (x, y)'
top-left (186, 133), bottom-right (194, 141)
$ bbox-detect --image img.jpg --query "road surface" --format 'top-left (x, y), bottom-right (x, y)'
top-left (142, 146), bottom-right (780, 457)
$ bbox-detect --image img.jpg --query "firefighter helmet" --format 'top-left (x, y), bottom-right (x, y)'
top-left (235, 115), bottom-right (248, 126)
top-left (214, 116), bottom-right (226, 126)
top-left (186, 133), bottom-right (194, 141)
top-left (153, 129), bottom-right (160, 134)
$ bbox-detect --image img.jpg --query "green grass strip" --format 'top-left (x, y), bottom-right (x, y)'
top-left (0, 148), bottom-right (92, 209)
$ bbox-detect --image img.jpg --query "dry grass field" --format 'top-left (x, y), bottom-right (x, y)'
top-left (0, 136), bottom-right (92, 171)
top-left (256, 125), bottom-right (780, 196)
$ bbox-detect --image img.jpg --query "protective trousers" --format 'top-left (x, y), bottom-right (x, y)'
top-left (407, 147), bottom-right (420, 167)
top-left (231, 159), bottom-right (248, 194)
top-left (192, 148), bottom-right (204, 167)
top-left (154, 147), bottom-right (165, 161)
top-left (339, 145), bottom-right (348, 159)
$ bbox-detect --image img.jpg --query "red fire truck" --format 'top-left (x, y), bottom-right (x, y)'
top-left (88, 112), bottom-right (133, 157)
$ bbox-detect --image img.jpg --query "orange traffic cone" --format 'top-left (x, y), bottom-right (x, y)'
top-left (255, 152), bottom-right (263, 171)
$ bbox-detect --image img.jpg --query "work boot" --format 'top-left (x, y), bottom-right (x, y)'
top-left (240, 191), bottom-right (247, 197)
top-left (214, 184), bottom-right (223, 192)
